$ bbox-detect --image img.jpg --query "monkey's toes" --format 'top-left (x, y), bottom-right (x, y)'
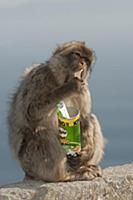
top-left (87, 165), bottom-right (102, 178)
top-left (76, 165), bottom-right (102, 180)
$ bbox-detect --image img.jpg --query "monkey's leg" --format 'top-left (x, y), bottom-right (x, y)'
top-left (85, 114), bottom-right (104, 166)
top-left (18, 127), bottom-right (68, 182)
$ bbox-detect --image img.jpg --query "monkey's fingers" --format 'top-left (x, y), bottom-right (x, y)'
top-left (67, 153), bottom-right (81, 169)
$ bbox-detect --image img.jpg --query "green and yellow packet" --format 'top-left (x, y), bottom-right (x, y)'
top-left (57, 102), bottom-right (81, 155)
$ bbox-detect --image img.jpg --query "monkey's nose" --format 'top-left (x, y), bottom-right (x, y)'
top-left (79, 59), bottom-right (86, 67)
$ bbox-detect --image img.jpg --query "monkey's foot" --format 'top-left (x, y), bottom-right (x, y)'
top-left (65, 165), bottom-right (102, 181)
top-left (75, 165), bottom-right (102, 181)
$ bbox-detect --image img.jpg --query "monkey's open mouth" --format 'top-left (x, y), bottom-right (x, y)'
top-left (64, 68), bottom-right (85, 83)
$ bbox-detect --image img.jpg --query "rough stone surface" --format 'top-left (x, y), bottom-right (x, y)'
top-left (0, 163), bottom-right (133, 200)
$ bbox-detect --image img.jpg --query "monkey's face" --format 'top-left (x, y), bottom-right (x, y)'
top-left (53, 41), bottom-right (95, 82)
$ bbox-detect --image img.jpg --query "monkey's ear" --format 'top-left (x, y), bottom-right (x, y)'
top-left (90, 50), bottom-right (96, 72)
top-left (84, 48), bottom-right (96, 73)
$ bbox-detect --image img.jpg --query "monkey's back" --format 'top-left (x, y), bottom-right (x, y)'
top-left (8, 63), bottom-right (58, 157)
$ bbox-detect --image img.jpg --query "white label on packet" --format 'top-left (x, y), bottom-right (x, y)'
top-left (57, 101), bottom-right (70, 119)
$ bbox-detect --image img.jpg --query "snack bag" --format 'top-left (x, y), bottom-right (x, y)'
top-left (57, 101), bottom-right (81, 155)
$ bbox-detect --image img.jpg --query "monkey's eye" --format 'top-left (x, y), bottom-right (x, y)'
top-left (71, 51), bottom-right (81, 58)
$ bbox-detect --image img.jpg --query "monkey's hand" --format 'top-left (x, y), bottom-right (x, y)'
top-left (67, 153), bottom-right (81, 170)
top-left (26, 78), bottom-right (84, 121)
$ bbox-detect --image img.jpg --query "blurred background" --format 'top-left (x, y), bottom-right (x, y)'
top-left (0, 0), bottom-right (133, 185)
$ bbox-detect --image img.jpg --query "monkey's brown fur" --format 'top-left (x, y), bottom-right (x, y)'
top-left (8, 41), bottom-right (105, 182)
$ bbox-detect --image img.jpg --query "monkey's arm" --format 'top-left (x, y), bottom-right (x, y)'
top-left (68, 114), bottom-right (104, 169)
top-left (67, 114), bottom-right (95, 168)
top-left (26, 78), bottom-right (82, 122)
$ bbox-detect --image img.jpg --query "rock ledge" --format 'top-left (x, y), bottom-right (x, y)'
top-left (0, 163), bottom-right (133, 200)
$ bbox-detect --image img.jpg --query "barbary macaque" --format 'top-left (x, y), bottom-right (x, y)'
top-left (8, 41), bottom-right (105, 181)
